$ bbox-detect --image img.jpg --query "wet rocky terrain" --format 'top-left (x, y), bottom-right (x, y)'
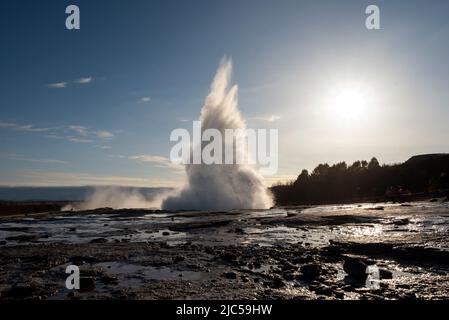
top-left (1, 200), bottom-right (449, 300)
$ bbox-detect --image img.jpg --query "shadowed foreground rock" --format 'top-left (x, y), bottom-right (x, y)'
top-left (1, 201), bottom-right (449, 300)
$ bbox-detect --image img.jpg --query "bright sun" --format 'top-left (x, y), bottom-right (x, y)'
top-left (332, 88), bottom-right (366, 120)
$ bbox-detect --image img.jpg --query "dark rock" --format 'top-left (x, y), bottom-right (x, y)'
top-left (223, 271), bottom-right (237, 279)
top-left (366, 206), bottom-right (384, 211)
top-left (343, 258), bottom-right (367, 279)
top-left (0, 240), bottom-right (6, 245)
top-left (393, 219), bottom-right (409, 226)
top-left (282, 261), bottom-right (297, 271)
top-left (5, 234), bottom-right (40, 242)
top-left (162, 231), bottom-right (170, 236)
top-left (282, 271), bottom-right (295, 281)
top-left (221, 252), bottom-right (238, 263)
top-left (299, 264), bottom-right (321, 280)
top-left (379, 268), bottom-right (393, 279)
top-left (314, 285), bottom-right (333, 296)
top-left (335, 290), bottom-right (345, 299)
top-left (101, 275), bottom-right (118, 284)
top-left (69, 227), bottom-right (77, 232)
top-left (173, 256), bottom-right (186, 263)
top-left (79, 277), bottom-right (95, 292)
top-left (2, 284), bottom-right (38, 299)
top-left (0, 227), bottom-right (29, 232)
top-left (89, 238), bottom-right (107, 244)
top-left (71, 255), bottom-right (95, 265)
top-left (270, 277), bottom-right (286, 288)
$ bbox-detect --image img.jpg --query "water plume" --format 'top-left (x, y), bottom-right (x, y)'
top-left (162, 58), bottom-right (273, 211)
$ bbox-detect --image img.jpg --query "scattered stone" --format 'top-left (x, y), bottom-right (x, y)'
top-left (101, 275), bottom-right (118, 284)
top-left (173, 255), bottom-right (186, 263)
top-left (393, 219), bottom-right (409, 226)
top-left (270, 277), bottom-right (286, 288)
top-left (223, 271), bottom-right (237, 279)
top-left (5, 234), bottom-right (40, 242)
top-left (343, 258), bottom-right (368, 279)
top-left (299, 264), bottom-right (321, 280)
top-left (366, 206), bottom-right (384, 211)
top-left (379, 268), bottom-right (393, 279)
top-left (282, 261), bottom-right (297, 271)
top-left (314, 285), bottom-right (333, 296)
top-left (282, 271), bottom-right (295, 281)
top-left (2, 284), bottom-right (38, 299)
top-left (79, 277), bottom-right (95, 292)
top-left (90, 238), bottom-right (108, 244)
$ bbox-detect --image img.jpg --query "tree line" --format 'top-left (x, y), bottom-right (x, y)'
top-left (270, 154), bottom-right (449, 205)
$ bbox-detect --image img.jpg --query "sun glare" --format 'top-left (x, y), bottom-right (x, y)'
top-left (332, 88), bottom-right (365, 120)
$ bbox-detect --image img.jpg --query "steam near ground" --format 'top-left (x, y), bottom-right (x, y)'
top-left (162, 58), bottom-right (273, 210)
top-left (63, 187), bottom-right (175, 211)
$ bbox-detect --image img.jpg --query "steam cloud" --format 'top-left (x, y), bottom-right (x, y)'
top-left (63, 186), bottom-right (174, 211)
top-left (162, 58), bottom-right (273, 211)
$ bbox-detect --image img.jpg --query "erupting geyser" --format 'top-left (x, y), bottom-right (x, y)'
top-left (162, 58), bottom-right (273, 211)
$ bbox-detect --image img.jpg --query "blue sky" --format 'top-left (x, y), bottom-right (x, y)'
top-left (1, 0), bottom-right (449, 187)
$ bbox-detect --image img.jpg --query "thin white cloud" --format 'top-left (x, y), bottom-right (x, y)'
top-left (128, 154), bottom-right (183, 172)
top-left (47, 134), bottom-right (94, 143)
top-left (67, 137), bottom-right (94, 143)
top-left (0, 122), bottom-right (52, 132)
top-left (1, 121), bottom-right (117, 147)
top-left (109, 154), bottom-right (127, 159)
top-left (139, 96), bottom-right (151, 103)
top-left (129, 155), bottom-right (170, 164)
top-left (69, 125), bottom-right (88, 136)
top-left (47, 82), bottom-right (67, 89)
top-left (74, 77), bottom-right (93, 84)
top-left (95, 130), bottom-right (114, 139)
top-left (1, 154), bottom-right (68, 165)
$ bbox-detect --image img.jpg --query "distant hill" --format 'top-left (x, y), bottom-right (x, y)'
top-left (271, 154), bottom-right (449, 205)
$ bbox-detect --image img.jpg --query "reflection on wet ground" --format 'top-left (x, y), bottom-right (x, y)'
top-left (1, 200), bottom-right (449, 299)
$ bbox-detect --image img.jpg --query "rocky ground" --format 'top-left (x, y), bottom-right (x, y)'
top-left (0, 201), bottom-right (449, 300)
